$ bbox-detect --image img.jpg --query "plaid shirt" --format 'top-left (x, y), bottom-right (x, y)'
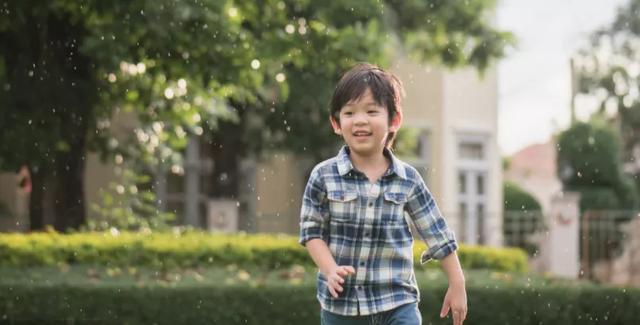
top-left (299, 146), bottom-right (458, 316)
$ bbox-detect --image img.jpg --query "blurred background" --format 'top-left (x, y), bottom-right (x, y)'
top-left (1, 0), bottom-right (640, 324)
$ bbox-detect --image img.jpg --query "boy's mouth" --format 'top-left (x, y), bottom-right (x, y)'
top-left (353, 131), bottom-right (372, 137)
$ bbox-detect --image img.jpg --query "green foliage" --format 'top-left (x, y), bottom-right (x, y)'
top-left (85, 168), bottom-right (175, 232)
top-left (393, 127), bottom-right (421, 158)
top-left (557, 121), bottom-right (621, 187)
top-left (455, 245), bottom-right (528, 273)
top-left (575, 0), bottom-right (640, 201)
top-left (0, 274), bottom-right (637, 324)
top-left (502, 182), bottom-right (543, 255)
top-left (556, 121), bottom-right (638, 210)
top-left (502, 156), bottom-right (511, 171)
top-left (0, 0), bottom-right (515, 230)
top-left (0, 231), bottom-right (527, 272)
top-left (572, 186), bottom-right (620, 211)
top-left (503, 181), bottom-right (541, 211)
top-left (0, 0), bottom-right (515, 169)
top-left (386, 0), bottom-right (515, 72)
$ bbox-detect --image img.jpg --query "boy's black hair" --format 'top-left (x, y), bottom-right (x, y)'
top-left (329, 63), bottom-right (404, 149)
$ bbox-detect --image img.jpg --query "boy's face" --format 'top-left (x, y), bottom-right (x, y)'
top-left (330, 88), bottom-right (402, 157)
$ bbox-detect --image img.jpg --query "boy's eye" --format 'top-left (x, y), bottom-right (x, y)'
top-left (368, 110), bottom-right (379, 114)
top-left (343, 111), bottom-right (353, 116)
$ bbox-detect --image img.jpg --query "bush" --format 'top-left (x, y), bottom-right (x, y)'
top-left (503, 182), bottom-right (544, 255)
top-left (503, 181), bottom-right (541, 211)
top-left (0, 281), bottom-right (637, 324)
top-left (0, 231), bottom-right (528, 272)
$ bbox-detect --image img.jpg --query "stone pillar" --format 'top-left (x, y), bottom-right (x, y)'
top-left (546, 191), bottom-right (580, 278)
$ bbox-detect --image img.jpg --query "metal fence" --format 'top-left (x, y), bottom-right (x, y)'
top-left (503, 210), bottom-right (546, 256)
top-left (579, 210), bottom-right (638, 281)
top-left (504, 209), bottom-right (640, 283)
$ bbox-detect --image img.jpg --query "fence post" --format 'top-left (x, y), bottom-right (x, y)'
top-left (547, 191), bottom-right (580, 278)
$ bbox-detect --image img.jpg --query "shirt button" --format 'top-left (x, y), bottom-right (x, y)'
top-left (357, 286), bottom-right (363, 290)
top-left (368, 202), bottom-right (373, 207)
top-left (364, 232), bottom-right (370, 237)
top-left (359, 262), bottom-right (365, 266)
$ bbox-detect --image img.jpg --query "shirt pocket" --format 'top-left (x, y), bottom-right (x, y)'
top-left (327, 190), bottom-right (358, 222)
top-left (382, 192), bottom-right (408, 223)
top-left (382, 192), bottom-right (413, 247)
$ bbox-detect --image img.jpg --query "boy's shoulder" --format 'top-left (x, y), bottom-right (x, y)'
top-left (309, 156), bottom-right (340, 179)
top-left (391, 156), bottom-right (421, 179)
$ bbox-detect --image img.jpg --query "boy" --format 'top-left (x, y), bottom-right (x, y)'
top-left (299, 63), bottom-right (467, 325)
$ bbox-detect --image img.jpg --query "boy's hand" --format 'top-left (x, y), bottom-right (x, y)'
top-left (440, 282), bottom-right (467, 325)
top-left (323, 265), bottom-right (356, 298)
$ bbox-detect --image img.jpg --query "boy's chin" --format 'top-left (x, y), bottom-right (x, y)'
top-left (346, 143), bottom-right (383, 156)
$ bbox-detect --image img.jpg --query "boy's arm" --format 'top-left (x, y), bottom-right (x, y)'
top-left (404, 176), bottom-right (458, 264)
top-left (305, 238), bottom-right (338, 276)
top-left (298, 167), bottom-right (355, 297)
top-left (405, 175), bottom-right (467, 323)
top-left (440, 251), bottom-right (467, 324)
top-left (440, 251), bottom-right (465, 286)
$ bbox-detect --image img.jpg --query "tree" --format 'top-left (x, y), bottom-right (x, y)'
top-left (574, 0), bottom-right (640, 193)
top-left (0, 0), bottom-right (514, 231)
top-left (556, 119), bottom-right (638, 211)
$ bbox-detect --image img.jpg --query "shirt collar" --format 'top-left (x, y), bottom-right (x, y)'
top-left (335, 145), bottom-right (408, 180)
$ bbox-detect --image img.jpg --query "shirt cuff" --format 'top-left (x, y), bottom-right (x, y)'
top-left (299, 226), bottom-right (323, 246)
top-left (420, 240), bottom-right (458, 264)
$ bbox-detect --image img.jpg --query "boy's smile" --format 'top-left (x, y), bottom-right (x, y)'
top-left (330, 88), bottom-right (401, 158)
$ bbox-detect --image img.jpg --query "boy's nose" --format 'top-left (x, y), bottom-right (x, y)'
top-left (354, 114), bottom-right (368, 125)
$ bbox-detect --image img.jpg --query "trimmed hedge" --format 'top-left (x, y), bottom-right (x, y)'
top-left (0, 231), bottom-right (528, 272)
top-left (1, 282), bottom-right (638, 324)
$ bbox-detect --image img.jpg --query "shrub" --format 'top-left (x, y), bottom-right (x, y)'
top-left (0, 231), bottom-right (528, 272)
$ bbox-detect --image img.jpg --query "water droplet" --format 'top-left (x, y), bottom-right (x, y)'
top-left (285, 24), bottom-right (295, 34)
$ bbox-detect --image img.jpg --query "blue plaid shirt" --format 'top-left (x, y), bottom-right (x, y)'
top-left (299, 146), bottom-right (458, 316)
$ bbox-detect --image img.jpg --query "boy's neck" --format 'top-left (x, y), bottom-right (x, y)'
top-left (348, 148), bottom-right (390, 183)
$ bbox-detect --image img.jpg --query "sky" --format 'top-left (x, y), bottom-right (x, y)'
top-left (496, 0), bottom-right (629, 155)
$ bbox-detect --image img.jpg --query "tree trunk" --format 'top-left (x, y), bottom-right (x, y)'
top-left (53, 147), bottom-right (87, 232)
top-left (27, 165), bottom-right (45, 231)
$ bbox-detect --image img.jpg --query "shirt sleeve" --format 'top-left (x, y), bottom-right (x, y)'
top-left (298, 166), bottom-right (329, 246)
top-left (405, 175), bottom-right (458, 264)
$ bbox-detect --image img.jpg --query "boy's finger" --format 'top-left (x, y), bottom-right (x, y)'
top-left (440, 303), bottom-right (449, 318)
top-left (345, 266), bottom-right (356, 274)
top-left (328, 286), bottom-right (337, 298)
top-left (453, 310), bottom-right (462, 325)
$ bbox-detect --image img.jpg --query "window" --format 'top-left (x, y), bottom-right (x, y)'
top-left (477, 174), bottom-right (484, 195)
top-left (459, 142), bottom-right (484, 160)
top-left (458, 172), bottom-right (466, 194)
top-left (456, 134), bottom-right (489, 245)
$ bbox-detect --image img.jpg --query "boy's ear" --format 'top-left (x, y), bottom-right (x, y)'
top-left (389, 110), bottom-right (403, 132)
top-left (330, 116), bottom-right (342, 135)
